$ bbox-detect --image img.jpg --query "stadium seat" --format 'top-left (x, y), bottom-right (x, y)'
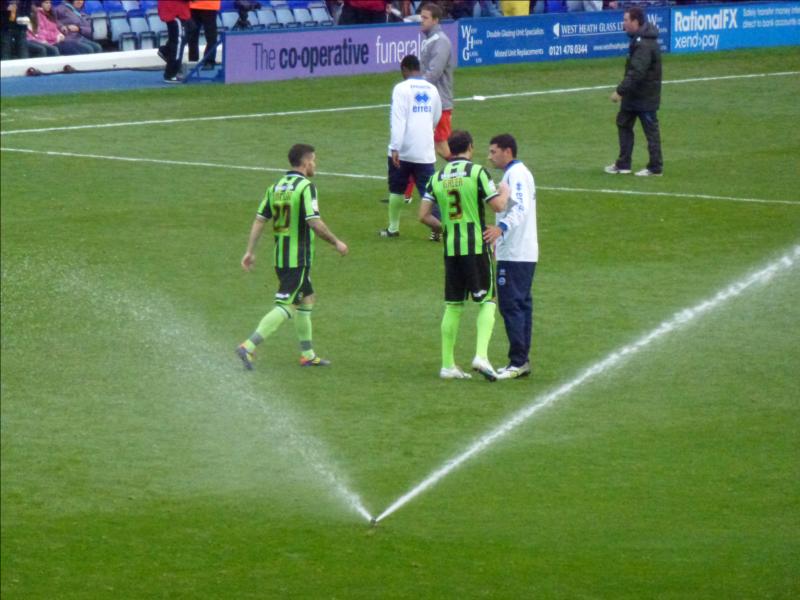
top-left (145, 8), bottom-right (165, 36)
top-left (120, 0), bottom-right (140, 12)
top-left (272, 2), bottom-right (300, 28)
top-left (292, 7), bottom-right (315, 26)
top-left (139, 30), bottom-right (157, 49)
top-left (102, 0), bottom-right (124, 12)
top-left (139, 0), bottom-right (157, 11)
top-left (219, 10), bottom-right (239, 30)
top-left (119, 30), bottom-right (138, 50)
top-left (90, 11), bottom-right (109, 41)
top-left (107, 11), bottom-right (131, 43)
top-left (84, 1), bottom-right (104, 13)
top-left (128, 11), bottom-right (150, 38)
top-left (256, 7), bottom-right (281, 28)
top-left (308, 2), bottom-right (334, 26)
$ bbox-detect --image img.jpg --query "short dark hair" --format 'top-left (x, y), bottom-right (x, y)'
top-left (448, 130), bottom-right (473, 156)
top-left (489, 134), bottom-right (517, 158)
top-left (420, 2), bottom-right (442, 20)
top-left (626, 6), bottom-right (645, 26)
top-left (288, 143), bottom-right (314, 167)
top-left (400, 54), bottom-right (420, 72)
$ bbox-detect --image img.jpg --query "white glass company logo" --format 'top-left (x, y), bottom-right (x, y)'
top-left (553, 22), bottom-right (560, 38)
top-left (674, 8), bottom-right (739, 32)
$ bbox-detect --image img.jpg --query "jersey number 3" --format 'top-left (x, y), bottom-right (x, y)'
top-left (447, 189), bottom-right (463, 220)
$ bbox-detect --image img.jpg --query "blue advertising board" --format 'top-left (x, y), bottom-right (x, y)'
top-left (671, 2), bottom-right (800, 53)
top-left (458, 8), bottom-right (670, 67)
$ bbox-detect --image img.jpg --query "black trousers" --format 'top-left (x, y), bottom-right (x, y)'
top-left (188, 8), bottom-right (218, 65)
top-left (161, 19), bottom-right (189, 79)
top-left (616, 108), bottom-right (663, 173)
top-left (1, 24), bottom-right (29, 60)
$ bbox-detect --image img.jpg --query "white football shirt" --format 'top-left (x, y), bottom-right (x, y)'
top-left (387, 76), bottom-right (442, 164)
top-left (495, 160), bottom-right (539, 262)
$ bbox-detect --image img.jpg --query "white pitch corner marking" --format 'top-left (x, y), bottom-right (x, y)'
top-left (373, 245), bottom-right (800, 523)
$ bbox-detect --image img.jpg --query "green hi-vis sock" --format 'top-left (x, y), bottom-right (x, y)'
top-left (250, 305), bottom-right (291, 349)
top-left (475, 301), bottom-right (496, 360)
top-left (388, 193), bottom-right (405, 233)
top-left (295, 305), bottom-right (315, 360)
top-left (441, 303), bottom-right (464, 369)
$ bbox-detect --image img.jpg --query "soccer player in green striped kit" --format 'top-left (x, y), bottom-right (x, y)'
top-left (419, 130), bottom-right (509, 381)
top-left (237, 144), bottom-right (348, 370)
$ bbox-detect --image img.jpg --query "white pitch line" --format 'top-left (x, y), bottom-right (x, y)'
top-left (374, 244), bottom-right (800, 523)
top-left (540, 185), bottom-right (800, 207)
top-left (1, 70), bottom-right (796, 137)
top-left (3, 146), bottom-right (798, 207)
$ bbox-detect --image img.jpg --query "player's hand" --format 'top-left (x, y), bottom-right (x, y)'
top-left (391, 150), bottom-right (401, 168)
top-left (241, 252), bottom-right (256, 271)
top-left (610, 91), bottom-right (621, 103)
top-left (335, 240), bottom-right (349, 256)
top-left (483, 225), bottom-right (503, 244)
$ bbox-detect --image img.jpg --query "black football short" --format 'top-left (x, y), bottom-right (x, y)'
top-left (444, 253), bottom-right (495, 303)
top-left (274, 266), bottom-right (313, 305)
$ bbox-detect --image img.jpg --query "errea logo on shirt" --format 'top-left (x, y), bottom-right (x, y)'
top-left (413, 91), bottom-right (433, 113)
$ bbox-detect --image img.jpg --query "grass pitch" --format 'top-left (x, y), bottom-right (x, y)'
top-left (2, 46), bottom-right (799, 598)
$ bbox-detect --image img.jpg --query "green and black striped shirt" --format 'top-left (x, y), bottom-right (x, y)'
top-left (257, 171), bottom-right (320, 268)
top-left (424, 159), bottom-right (499, 257)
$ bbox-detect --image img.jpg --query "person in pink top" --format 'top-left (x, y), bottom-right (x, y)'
top-left (26, 0), bottom-right (84, 55)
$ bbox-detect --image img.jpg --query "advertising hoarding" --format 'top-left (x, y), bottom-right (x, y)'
top-left (224, 22), bottom-right (458, 84)
top-left (458, 8), bottom-right (670, 67)
top-left (671, 2), bottom-right (800, 53)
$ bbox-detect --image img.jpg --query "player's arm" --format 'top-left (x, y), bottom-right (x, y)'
top-left (389, 87), bottom-right (408, 167)
top-left (422, 38), bottom-right (451, 83)
top-left (241, 215), bottom-right (267, 271)
top-left (418, 197), bottom-right (442, 232)
top-left (308, 218), bottom-right (348, 256)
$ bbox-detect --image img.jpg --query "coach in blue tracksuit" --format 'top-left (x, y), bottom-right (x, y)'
top-left (483, 134), bottom-right (539, 380)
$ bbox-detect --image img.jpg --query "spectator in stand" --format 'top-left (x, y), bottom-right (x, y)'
top-left (500, 0), bottom-right (529, 16)
top-left (478, 1), bottom-right (503, 17)
top-left (338, 0), bottom-right (387, 25)
top-left (158, 0), bottom-right (192, 83)
top-left (187, 0), bottom-right (219, 69)
top-left (449, 0), bottom-right (475, 19)
top-left (27, 0), bottom-right (87, 55)
top-left (233, 0), bottom-right (260, 30)
top-left (567, 0), bottom-right (602, 10)
top-left (54, 0), bottom-right (102, 54)
top-left (2, 0), bottom-right (33, 60)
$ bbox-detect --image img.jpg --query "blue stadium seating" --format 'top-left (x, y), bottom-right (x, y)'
top-left (145, 8), bottom-right (165, 36)
top-left (107, 11), bottom-right (131, 44)
top-left (272, 2), bottom-right (299, 28)
top-left (219, 11), bottom-right (239, 30)
top-left (292, 7), bottom-right (315, 26)
top-left (139, 30), bottom-right (157, 49)
top-left (84, 1), bottom-right (105, 13)
top-left (119, 31), bottom-right (138, 51)
top-left (308, 2), bottom-right (334, 26)
top-left (90, 11), bottom-right (109, 41)
top-left (102, 0), bottom-right (125, 12)
top-left (256, 7), bottom-right (281, 28)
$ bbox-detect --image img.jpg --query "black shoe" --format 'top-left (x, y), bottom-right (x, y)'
top-left (163, 75), bottom-right (181, 84)
top-left (429, 231), bottom-right (441, 242)
top-left (379, 228), bottom-right (399, 238)
top-left (201, 62), bottom-right (216, 71)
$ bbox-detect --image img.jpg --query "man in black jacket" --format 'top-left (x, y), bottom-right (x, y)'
top-left (605, 5), bottom-right (663, 176)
